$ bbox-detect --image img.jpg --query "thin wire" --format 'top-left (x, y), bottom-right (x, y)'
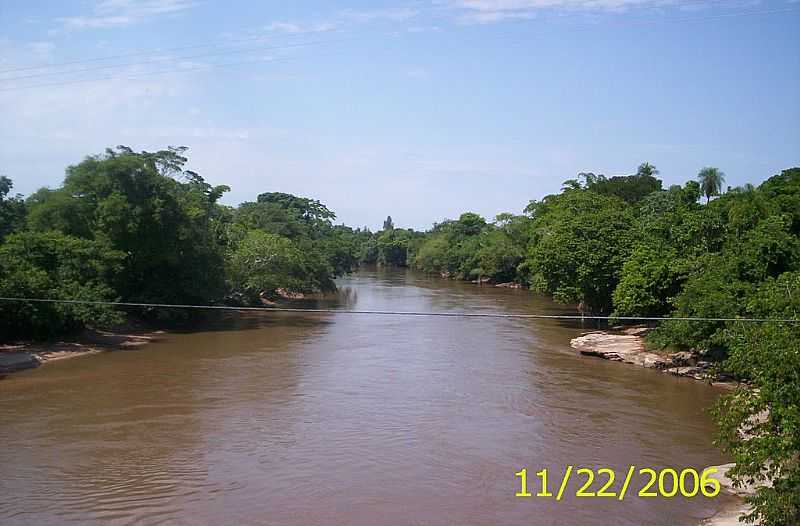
top-left (0, 297), bottom-right (796, 323)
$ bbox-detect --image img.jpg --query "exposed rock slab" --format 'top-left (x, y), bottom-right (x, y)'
top-left (0, 351), bottom-right (40, 373)
top-left (495, 282), bottom-right (523, 288)
top-left (571, 331), bottom-right (670, 368)
top-left (571, 330), bottom-right (735, 384)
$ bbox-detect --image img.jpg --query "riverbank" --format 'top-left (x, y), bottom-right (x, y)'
top-left (571, 328), bottom-right (735, 387)
top-left (0, 327), bottom-right (163, 376)
top-left (701, 463), bottom-right (758, 525)
top-left (571, 329), bottom-right (752, 524)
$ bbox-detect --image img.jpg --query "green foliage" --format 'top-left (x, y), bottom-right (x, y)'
top-left (414, 234), bottom-right (451, 274)
top-left (0, 176), bottom-right (26, 241)
top-left (647, 186), bottom-right (800, 355)
top-left (612, 244), bottom-right (681, 317)
top-left (474, 228), bottom-right (526, 283)
top-left (0, 231), bottom-right (124, 338)
top-left (759, 168), bottom-right (800, 235)
top-left (26, 146), bottom-right (230, 305)
top-left (4, 147), bottom-right (371, 331)
top-left (586, 172), bottom-right (663, 204)
top-left (413, 212), bottom-right (510, 281)
top-left (698, 166), bottom-right (726, 202)
top-left (256, 192), bottom-right (336, 224)
top-left (229, 191), bottom-right (360, 298)
top-left (714, 320), bottom-right (800, 525)
top-left (525, 190), bottom-right (634, 312)
top-left (226, 230), bottom-right (334, 303)
top-left (375, 228), bottom-right (416, 266)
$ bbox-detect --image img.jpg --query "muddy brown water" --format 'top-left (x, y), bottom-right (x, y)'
top-left (0, 268), bottom-right (730, 525)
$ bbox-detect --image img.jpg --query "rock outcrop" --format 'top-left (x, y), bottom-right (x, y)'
top-left (571, 331), bottom-right (670, 368)
top-left (495, 282), bottom-right (523, 288)
top-left (570, 329), bottom-right (728, 383)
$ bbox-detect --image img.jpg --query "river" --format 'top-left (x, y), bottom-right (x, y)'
top-left (0, 268), bottom-right (730, 525)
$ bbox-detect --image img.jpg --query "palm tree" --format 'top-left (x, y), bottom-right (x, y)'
top-left (698, 166), bottom-right (725, 203)
top-left (636, 162), bottom-right (659, 177)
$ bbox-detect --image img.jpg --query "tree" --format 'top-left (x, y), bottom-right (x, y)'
top-left (453, 212), bottom-right (486, 236)
top-left (612, 244), bottom-right (681, 317)
top-left (375, 228), bottom-right (416, 266)
top-left (226, 230), bottom-right (335, 304)
top-left (0, 231), bottom-right (124, 338)
top-left (698, 166), bottom-right (726, 203)
top-left (586, 170), bottom-right (663, 204)
top-left (0, 176), bottom-right (26, 241)
top-left (26, 146), bottom-right (230, 306)
top-left (383, 215), bottom-right (394, 230)
top-left (636, 162), bottom-right (659, 177)
top-left (476, 228), bottom-right (525, 283)
top-left (233, 191), bottom-right (359, 283)
top-left (256, 192), bottom-right (335, 228)
top-left (525, 190), bottom-right (634, 312)
top-left (714, 316), bottom-right (800, 525)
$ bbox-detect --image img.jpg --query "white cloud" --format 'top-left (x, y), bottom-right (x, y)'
top-left (57, 0), bottom-right (195, 30)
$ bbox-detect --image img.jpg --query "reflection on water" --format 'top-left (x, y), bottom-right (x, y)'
top-left (0, 268), bottom-right (728, 525)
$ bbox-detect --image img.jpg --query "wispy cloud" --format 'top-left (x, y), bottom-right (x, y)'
top-left (57, 0), bottom-right (195, 30)
top-left (339, 7), bottom-right (421, 23)
top-left (265, 21), bottom-right (338, 35)
top-left (263, 7), bottom-right (420, 38)
top-left (448, 0), bottom-right (692, 24)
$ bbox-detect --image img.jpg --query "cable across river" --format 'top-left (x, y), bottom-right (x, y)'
top-left (0, 297), bottom-right (797, 323)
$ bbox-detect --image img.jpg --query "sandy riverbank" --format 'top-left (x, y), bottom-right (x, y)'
top-left (0, 327), bottom-right (163, 376)
top-left (701, 463), bottom-right (759, 525)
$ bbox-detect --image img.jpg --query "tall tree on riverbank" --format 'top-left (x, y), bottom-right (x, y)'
top-left (26, 146), bottom-right (231, 306)
top-left (698, 166), bottom-right (726, 202)
top-left (524, 190), bottom-right (634, 313)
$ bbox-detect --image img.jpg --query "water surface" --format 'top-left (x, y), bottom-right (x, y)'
top-left (0, 269), bottom-right (729, 525)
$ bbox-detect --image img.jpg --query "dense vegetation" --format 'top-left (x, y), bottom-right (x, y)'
top-left (0, 146), bottom-right (366, 336)
top-left (406, 162), bottom-right (799, 525)
top-left (1, 150), bottom-right (797, 523)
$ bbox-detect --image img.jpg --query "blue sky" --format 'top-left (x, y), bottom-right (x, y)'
top-left (1, 0), bottom-right (798, 229)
